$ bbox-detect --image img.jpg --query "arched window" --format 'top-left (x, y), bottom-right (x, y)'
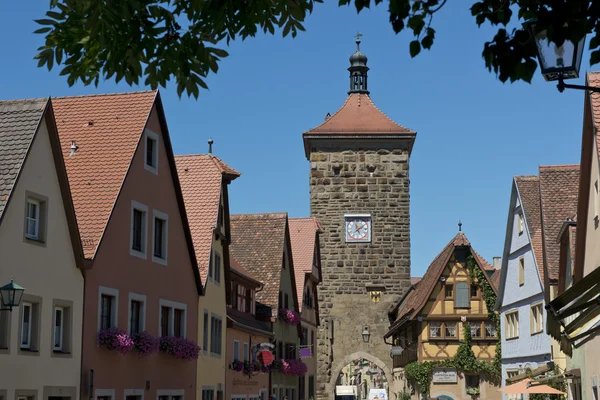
top-left (455, 282), bottom-right (470, 308)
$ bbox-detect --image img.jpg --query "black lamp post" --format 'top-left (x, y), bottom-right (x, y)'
top-left (0, 279), bottom-right (25, 312)
top-left (526, 20), bottom-right (600, 93)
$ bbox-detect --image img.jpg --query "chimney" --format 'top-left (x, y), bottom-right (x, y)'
top-left (493, 257), bottom-right (501, 270)
top-left (70, 140), bottom-right (78, 156)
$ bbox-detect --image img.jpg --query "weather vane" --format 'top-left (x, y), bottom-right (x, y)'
top-left (354, 32), bottom-right (363, 50)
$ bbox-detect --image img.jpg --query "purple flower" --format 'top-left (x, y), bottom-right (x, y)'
top-left (132, 331), bottom-right (159, 356)
top-left (159, 336), bottom-right (201, 361)
top-left (269, 358), bottom-right (307, 376)
top-left (97, 328), bottom-right (134, 354)
top-left (279, 308), bottom-right (301, 326)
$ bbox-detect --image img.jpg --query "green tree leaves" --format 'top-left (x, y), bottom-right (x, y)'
top-left (33, 0), bottom-right (600, 97)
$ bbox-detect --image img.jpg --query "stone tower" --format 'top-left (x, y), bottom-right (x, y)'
top-left (302, 38), bottom-right (416, 400)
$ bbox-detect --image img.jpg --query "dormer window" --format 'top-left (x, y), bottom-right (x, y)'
top-left (144, 130), bottom-right (159, 174)
top-left (517, 212), bottom-right (524, 236)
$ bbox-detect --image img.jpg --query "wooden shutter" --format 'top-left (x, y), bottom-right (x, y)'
top-left (455, 283), bottom-right (469, 308)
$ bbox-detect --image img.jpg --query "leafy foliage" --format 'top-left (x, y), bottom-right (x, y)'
top-left (527, 367), bottom-right (568, 400)
top-left (34, 0), bottom-right (600, 97)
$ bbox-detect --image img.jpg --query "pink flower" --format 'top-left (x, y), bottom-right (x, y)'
top-left (279, 308), bottom-right (301, 326)
top-left (159, 336), bottom-right (201, 361)
top-left (97, 328), bottom-right (134, 354)
top-left (132, 331), bottom-right (159, 356)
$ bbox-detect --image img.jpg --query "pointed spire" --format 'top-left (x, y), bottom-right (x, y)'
top-left (348, 33), bottom-right (369, 95)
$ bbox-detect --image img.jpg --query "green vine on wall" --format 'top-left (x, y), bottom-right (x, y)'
top-left (403, 255), bottom-right (502, 397)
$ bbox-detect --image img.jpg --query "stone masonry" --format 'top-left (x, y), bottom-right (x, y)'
top-left (309, 145), bottom-right (412, 400)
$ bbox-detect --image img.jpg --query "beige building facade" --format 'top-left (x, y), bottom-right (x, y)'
top-left (0, 100), bottom-right (84, 400)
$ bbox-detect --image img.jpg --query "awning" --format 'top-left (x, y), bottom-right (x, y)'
top-left (500, 379), bottom-right (567, 395)
top-left (506, 363), bottom-right (553, 384)
top-left (546, 265), bottom-right (600, 349)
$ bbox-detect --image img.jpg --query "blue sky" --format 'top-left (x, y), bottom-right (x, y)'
top-left (2, 1), bottom-right (589, 277)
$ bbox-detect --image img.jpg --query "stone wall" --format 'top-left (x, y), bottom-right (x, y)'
top-left (308, 147), bottom-right (412, 400)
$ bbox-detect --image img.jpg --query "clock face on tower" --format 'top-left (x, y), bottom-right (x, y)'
top-left (344, 214), bottom-right (372, 243)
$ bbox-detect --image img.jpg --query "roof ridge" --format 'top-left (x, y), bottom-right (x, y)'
top-left (364, 94), bottom-right (414, 133)
top-left (231, 212), bottom-right (288, 219)
top-left (53, 90), bottom-right (157, 100)
top-left (305, 95), bottom-right (352, 133)
top-left (0, 98), bottom-right (47, 104)
top-left (539, 164), bottom-right (580, 170)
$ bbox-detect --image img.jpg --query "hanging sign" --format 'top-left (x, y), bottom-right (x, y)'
top-left (432, 368), bottom-right (458, 383)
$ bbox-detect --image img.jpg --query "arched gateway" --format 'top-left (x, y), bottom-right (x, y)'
top-left (303, 37), bottom-right (416, 400)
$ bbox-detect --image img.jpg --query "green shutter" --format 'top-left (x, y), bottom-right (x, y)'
top-left (456, 283), bottom-right (469, 308)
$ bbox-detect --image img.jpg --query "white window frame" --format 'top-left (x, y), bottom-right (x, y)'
top-left (158, 299), bottom-right (187, 338)
top-left (124, 389), bottom-right (145, 400)
top-left (144, 129), bottom-right (159, 174)
top-left (233, 340), bottom-right (240, 361)
top-left (243, 342), bottom-right (249, 362)
top-left (25, 198), bottom-right (40, 240)
top-left (505, 309), bottom-right (519, 339)
top-left (128, 293), bottom-right (147, 336)
top-left (201, 387), bottom-right (215, 400)
top-left (53, 306), bottom-right (64, 351)
top-left (130, 201), bottom-right (149, 259)
top-left (97, 286), bottom-right (119, 331)
top-left (21, 302), bottom-right (33, 349)
top-left (152, 210), bottom-right (169, 266)
top-left (531, 302), bottom-right (544, 334)
top-left (95, 389), bottom-right (116, 400)
top-left (156, 390), bottom-right (184, 400)
top-left (210, 313), bottom-right (223, 356)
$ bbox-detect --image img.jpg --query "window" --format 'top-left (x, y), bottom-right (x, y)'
top-left (519, 257), bottom-right (525, 286)
top-left (21, 302), bottom-right (33, 348)
top-left (128, 293), bottom-right (146, 336)
top-left (202, 388), bottom-right (214, 400)
top-left (465, 374), bottom-right (480, 389)
top-left (95, 390), bottom-right (115, 400)
top-left (470, 285), bottom-right (478, 298)
top-left (531, 302), bottom-right (544, 334)
top-left (311, 329), bottom-right (315, 352)
top-left (301, 327), bottom-right (308, 346)
top-left (214, 252), bottom-right (221, 284)
top-left (455, 282), bottom-right (470, 308)
top-left (444, 322), bottom-right (457, 338)
top-left (153, 211), bottom-right (168, 264)
top-left (250, 289), bottom-right (255, 314)
top-left (429, 322), bottom-right (441, 338)
top-left (0, 307), bottom-right (9, 349)
top-left (98, 287), bottom-right (118, 331)
top-left (236, 284), bottom-right (247, 312)
top-left (25, 199), bottom-right (40, 240)
top-left (159, 300), bottom-right (186, 338)
top-left (157, 390), bottom-right (184, 400)
top-left (445, 284), bottom-right (453, 298)
top-left (299, 376), bottom-right (305, 400)
top-left (592, 376), bottom-right (599, 400)
top-left (308, 376), bottom-right (315, 400)
top-left (233, 340), bottom-right (240, 361)
top-left (131, 202), bottom-right (148, 257)
top-left (595, 180), bottom-right (599, 220)
top-left (485, 322), bottom-right (497, 338)
top-left (210, 315), bottom-right (222, 355)
top-left (505, 310), bottom-right (519, 339)
top-left (470, 323), bottom-right (482, 338)
top-left (54, 306), bottom-right (64, 351)
top-left (278, 341), bottom-right (283, 358)
top-left (124, 389), bottom-right (144, 400)
top-left (243, 342), bottom-right (249, 362)
top-left (284, 293), bottom-right (289, 309)
top-left (518, 212), bottom-right (524, 235)
top-left (279, 291), bottom-right (283, 308)
top-left (145, 129), bottom-right (159, 173)
top-left (203, 311), bottom-right (209, 351)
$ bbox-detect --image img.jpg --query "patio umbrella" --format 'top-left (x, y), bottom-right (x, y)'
top-left (499, 378), bottom-right (567, 395)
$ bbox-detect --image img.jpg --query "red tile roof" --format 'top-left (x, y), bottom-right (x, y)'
top-left (175, 154), bottom-right (240, 284)
top-left (230, 213), bottom-right (289, 314)
top-left (490, 269), bottom-right (501, 290)
top-left (588, 72), bottom-right (600, 157)
top-left (52, 91), bottom-right (157, 258)
top-left (390, 231), bottom-right (496, 327)
top-left (289, 217), bottom-right (322, 312)
top-left (230, 256), bottom-right (262, 287)
top-left (303, 93), bottom-right (414, 135)
top-left (515, 175), bottom-right (545, 281)
top-left (539, 164), bottom-right (580, 282)
top-left (411, 277), bottom-right (422, 285)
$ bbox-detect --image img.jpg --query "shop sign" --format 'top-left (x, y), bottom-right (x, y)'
top-left (432, 368), bottom-right (457, 384)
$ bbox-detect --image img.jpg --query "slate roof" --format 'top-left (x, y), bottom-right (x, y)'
top-left (0, 99), bottom-right (47, 218)
top-left (539, 165), bottom-right (580, 282)
top-left (515, 175), bottom-right (545, 280)
top-left (289, 217), bottom-right (321, 312)
top-left (230, 213), bottom-right (289, 314)
top-left (176, 154), bottom-right (240, 284)
top-left (389, 231), bottom-right (496, 329)
top-left (303, 93), bottom-right (414, 135)
top-left (230, 256), bottom-right (262, 287)
top-left (52, 91), bottom-right (157, 258)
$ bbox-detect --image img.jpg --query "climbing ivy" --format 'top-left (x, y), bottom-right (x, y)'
top-left (403, 255), bottom-right (502, 396)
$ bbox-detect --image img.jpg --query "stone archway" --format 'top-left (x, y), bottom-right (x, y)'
top-left (327, 351), bottom-right (393, 399)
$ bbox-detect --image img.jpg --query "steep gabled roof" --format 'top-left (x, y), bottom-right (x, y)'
top-left (230, 256), bottom-right (262, 288)
top-left (515, 175), bottom-right (545, 280)
top-left (176, 154), bottom-right (240, 284)
top-left (289, 217), bottom-right (322, 312)
top-left (52, 91), bottom-right (157, 258)
top-left (387, 231), bottom-right (495, 333)
top-left (0, 99), bottom-right (47, 218)
top-left (230, 213), bottom-right (289, 313)
top-left (539, 165), bottom-right (580, 283)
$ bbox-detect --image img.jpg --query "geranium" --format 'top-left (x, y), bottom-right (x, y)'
top-left (159, 336), bottom-right (201, 361)
top-left (132, 331), bottom-right (159, 356)
top-left (97, 328), bottom-right (134, 354)
top-left (269, 358), bottom-right (307, 376)
top-left (278, 308), bottom-right (301, 326)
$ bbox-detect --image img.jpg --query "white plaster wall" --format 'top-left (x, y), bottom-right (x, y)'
top-left (0, 119), bottom-right (83, 400)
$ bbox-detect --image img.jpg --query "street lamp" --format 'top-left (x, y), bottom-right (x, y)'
top-left (362, 326), bottom-right (370, 343)
top-left (0, 279), bottom-right (25, 312)
top-left (525, 20), bottom-right (598, 93)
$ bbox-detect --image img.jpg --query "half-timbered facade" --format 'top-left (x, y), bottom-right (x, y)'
top-left (385, 230), bottom-right (500, 400)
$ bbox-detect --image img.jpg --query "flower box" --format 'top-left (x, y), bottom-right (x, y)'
top-left (132, 331), bottom-right (159, 356)
top-left (271, 358), bottom-right (307, 376)
top-left (159, 336), bottom-right (201, 361)
top-left (97, 328), bottom-right (134, 354)
top-left (279, 308), bottom-right (301, 326)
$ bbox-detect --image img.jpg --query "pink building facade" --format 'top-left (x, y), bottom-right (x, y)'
top-left (53, 92), bottom-right (202, 400)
